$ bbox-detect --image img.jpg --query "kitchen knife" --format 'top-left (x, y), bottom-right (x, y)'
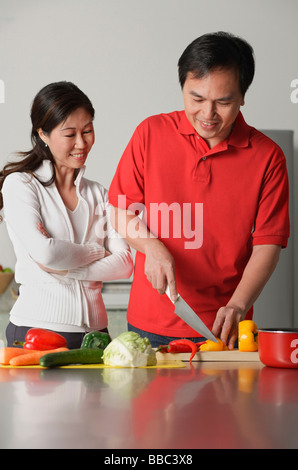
top-left (165, 287), bottom-right (218, 342)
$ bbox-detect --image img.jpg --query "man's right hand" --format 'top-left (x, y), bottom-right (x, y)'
top-left (144, 239), bottom-right (177, 301)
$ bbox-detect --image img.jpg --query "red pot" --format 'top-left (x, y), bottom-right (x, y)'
top-left (258, 329), bottom-right (298, 368)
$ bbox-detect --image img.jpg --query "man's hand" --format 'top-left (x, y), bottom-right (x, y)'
top-left (144, 239), bottom-right (177, 301)
top-left (212, 305), bottom-right (245, 350)
top-left (212, 244), bottom-right (281, 349)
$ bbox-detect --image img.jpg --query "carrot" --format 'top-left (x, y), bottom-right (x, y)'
top-left (0, 347), bottom-right (39, 365)
top-left (9, 347), bottom-right (69, 366)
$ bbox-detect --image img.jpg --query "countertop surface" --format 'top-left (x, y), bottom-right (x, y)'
top-left (1, 359), bottom-right (298, 449)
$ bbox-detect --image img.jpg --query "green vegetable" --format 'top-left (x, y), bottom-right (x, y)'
top-left (102, 331), bottom-right (157, 368)
top-left (81, 331), bottom-right (111, 350)
top-left (102, 368), bottom-right (149, 398)
top-left (39, 348), bottom-right (104, 368)
top-left (3, 267), bottom-right (13, 273)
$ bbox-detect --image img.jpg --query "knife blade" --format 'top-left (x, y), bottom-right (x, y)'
top-left (165, 287), bottom-right (218, 342)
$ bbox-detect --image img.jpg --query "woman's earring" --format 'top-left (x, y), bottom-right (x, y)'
top-left (45, 143), bottom-right (48, 148)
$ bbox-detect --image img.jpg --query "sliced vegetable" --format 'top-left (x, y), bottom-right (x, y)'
top-left (81, 331), bottom-right (111, 350)
top-left (238, 320), bottom-right (258, 352)
top-left (0, 347), bottom-right (39, 365)
top-left (199, 338), bottom-right (229, 351)
top-left (39, 348), bottom-right (104, 368)
top-left (9, 348), bottom-right (69, 366)
top-left (14, 328), bottom-right (67, 350)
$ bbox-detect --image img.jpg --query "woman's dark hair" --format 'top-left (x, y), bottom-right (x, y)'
top-left (0, 81), bottom-right (95, 212)
top-left (178, 31), bottom-right (255, 96)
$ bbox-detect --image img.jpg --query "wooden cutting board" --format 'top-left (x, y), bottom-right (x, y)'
top-left (156, 349), bottom-right (261, 362)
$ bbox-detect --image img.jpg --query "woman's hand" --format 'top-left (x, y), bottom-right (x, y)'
top-left (37, 221), bottom-right (51, 238)
top-left (35, 261), bottom-right (68, 275)
top-left (36, 222), bottom-right (68, 275)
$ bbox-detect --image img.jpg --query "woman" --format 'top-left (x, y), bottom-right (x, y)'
top-left (0, 81), bottom-right (133, 348)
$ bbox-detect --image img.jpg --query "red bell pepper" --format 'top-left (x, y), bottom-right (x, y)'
top-left (14, 328), bottom-right (67, 350)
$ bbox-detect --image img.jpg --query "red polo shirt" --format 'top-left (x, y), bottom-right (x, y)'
top-left (109, 111), bottom-right (290, 337)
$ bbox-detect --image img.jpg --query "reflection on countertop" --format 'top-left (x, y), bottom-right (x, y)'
top-left (1, 360), bottom-right (298, 449)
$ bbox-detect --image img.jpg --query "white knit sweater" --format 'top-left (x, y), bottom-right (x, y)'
top-left (2, 160), bottom-right (133, 331)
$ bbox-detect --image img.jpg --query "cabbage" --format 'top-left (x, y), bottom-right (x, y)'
top-left (102, 331), bottom-right (157, 367)
top-left (102, 368), bottom-right (149, 398)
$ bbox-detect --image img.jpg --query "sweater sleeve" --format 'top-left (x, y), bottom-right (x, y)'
top-left (2, 173), bottom-right (105, 270)
top-left (66, 201), bottom-right (134, 281)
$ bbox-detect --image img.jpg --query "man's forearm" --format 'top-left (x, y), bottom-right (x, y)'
top-left (227, 244), bottom-right (281, 316)
top-left (110, 206), bottom-right (158, 253)
top-left (212, 244), bottom-right (282, 348)
top-left (110, 206), bottom-right (177, 298)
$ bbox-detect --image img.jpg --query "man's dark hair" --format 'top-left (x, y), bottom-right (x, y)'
top-left (178, 31), bottom-right (255, 96)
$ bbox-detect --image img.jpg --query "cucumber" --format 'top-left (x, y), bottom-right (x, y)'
top-left (39, 348), bottom-right (104, 367)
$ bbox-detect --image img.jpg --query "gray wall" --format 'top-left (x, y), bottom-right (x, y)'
top-left (0, 0), bottom-right (297, 323)
top-left (253, 130), bottom-right (294, 328)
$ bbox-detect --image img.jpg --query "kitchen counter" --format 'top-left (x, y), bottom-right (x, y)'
top-left (0, 360), bottom-right (298, 450)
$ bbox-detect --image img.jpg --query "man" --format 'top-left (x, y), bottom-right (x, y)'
top-left (108, 32), bottom-right (289, 348)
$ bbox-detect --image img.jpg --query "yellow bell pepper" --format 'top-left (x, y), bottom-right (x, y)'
top-left (199, 338), bottom-right (229, 351)
top-left (238, 320), bottom-right (258, 352)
